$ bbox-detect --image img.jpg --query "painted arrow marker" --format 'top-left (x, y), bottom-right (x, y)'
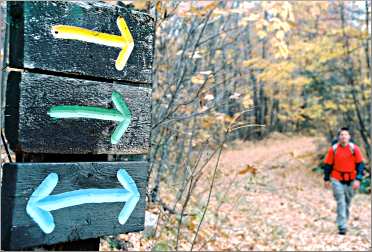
top-left (26, 169), bottom-right (140, 234)
top-left (47, 91), bottom-right (131, 144)
top-left (51, 16), bottom-right (134, 71)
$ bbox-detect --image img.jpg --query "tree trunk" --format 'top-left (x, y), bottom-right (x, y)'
top-left (339, 2), bottom-right (371, 158)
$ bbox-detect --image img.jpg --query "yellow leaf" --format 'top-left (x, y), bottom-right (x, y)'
top-left (224, 115), bottom-right (233, 123)
top-left (170, 85), bottom-right (176, 92)
top-left (275, 30), bottom-right (285, 41)
top-left (247, 13), bottom-right (260, 21)
top-left (191, 74), bottom-right (205, 85)
top-left (156, 0), bottom-right (167, 19)
top-left (238, 165), bottom-right (257, 176)
top-left (324, 101), bottom-right (337, 110)
top-left (132, 0), bottom-right (149, 10)
top-left (257, 30), bottom-right (267, 39)
top-left (242, 94), bottom-right (253, 108)
top-left (242, 58), bottom-right (260, 67)
top-left (156, 0), bottom-right (162, 13)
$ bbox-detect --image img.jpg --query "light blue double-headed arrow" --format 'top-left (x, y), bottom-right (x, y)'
top-left (26, 169), bottom-right (140, 234)
top-left (47, 91), bottom-right (131, 144)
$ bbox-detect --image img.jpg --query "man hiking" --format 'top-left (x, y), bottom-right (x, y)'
top-left (323, 127), bottom-right (365, 235)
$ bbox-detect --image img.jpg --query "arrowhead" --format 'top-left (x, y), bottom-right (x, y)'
top-left (26, 173), bottom-right (58, 234)
top-left (115, 16), bottom-right (134, 71)
top-left (111, 91), bottom-right (132, 144)
top-left (116, 169), bottom-right (140, 225)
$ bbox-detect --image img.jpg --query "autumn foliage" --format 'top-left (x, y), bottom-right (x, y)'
top-left (141, 1), bottom-right (371, 251)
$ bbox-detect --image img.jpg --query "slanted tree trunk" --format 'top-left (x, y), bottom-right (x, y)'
top-left (339, 2), bottom-right (370, 158)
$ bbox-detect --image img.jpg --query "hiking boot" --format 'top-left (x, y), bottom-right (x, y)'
top-left (338, 228), bottom-right (347, 235)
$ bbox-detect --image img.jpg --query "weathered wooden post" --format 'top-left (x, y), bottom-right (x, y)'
top-left (1, 1), bottom-right (154, 250)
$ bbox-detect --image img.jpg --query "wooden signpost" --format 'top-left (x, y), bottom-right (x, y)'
top-left (5, 71), bottom-right (151, 154)
top-left (8, 1), bottom-right (154, 83)
top-left (2, 162), bottom-right (148, 250)
top-left (2, 1), bottom-right (154, 250)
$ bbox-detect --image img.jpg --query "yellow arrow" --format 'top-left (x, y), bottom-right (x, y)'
top-left (51, 17), bottom-right (134, 71)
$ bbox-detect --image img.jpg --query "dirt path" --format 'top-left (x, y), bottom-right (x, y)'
top-left (101, 134), bottom-right (371, 251)
top-left (194, 134), bottom-right (371, 251)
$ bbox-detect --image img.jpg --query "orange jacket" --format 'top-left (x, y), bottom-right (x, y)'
top-left (324, 143), bottom-right (363, 181)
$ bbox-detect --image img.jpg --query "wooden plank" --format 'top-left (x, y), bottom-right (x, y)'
top-left (1, 161), bottom-right (149, 250)
top-left (7, 1), bottom-right (154, 83)
top-left (5, 71), bottom-right (151, 154)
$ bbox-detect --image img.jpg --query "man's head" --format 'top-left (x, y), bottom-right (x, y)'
top-left (338, 127), bottom-right (351, 146)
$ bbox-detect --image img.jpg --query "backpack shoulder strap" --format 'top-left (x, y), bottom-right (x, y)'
top-left (331, 143), bottom-right (338, 166)
top-left (349, 142), bottom-right (355, 155)
top-left (332, 143), bottom-right (338, 154)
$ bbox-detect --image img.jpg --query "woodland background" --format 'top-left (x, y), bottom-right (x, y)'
top-left (0, 0), bottom-right (371, 251)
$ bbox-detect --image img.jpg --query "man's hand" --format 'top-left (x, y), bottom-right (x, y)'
top-left (324, 181), bottom-right (332, 189)
top-left (352, 180), bottom-right (360, 190)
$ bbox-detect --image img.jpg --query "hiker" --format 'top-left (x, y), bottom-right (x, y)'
top-left (323, 127), bottom-right (365, 235)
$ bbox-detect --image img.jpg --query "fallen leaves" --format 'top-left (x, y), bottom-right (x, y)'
top-left (100, 135), bottom-right (371, 251)
top-left (238, 164), bottom-right (257, 176)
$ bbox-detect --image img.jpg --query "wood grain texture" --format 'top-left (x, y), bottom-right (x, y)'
top-left (5, 71), bottom-right (151, 154)
top-left (1, 161), bottom-right (148, 250)
top-left (7, 1), bottom-right (154, 83)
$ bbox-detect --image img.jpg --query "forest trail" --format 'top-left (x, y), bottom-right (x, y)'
top-left (192, 133), bottom-right (371, 251)
top-left (101, 134), bottom-right (371, 251)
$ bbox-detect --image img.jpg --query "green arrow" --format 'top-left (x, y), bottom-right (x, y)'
top-left (47, 91), bottom-right (131, 144)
